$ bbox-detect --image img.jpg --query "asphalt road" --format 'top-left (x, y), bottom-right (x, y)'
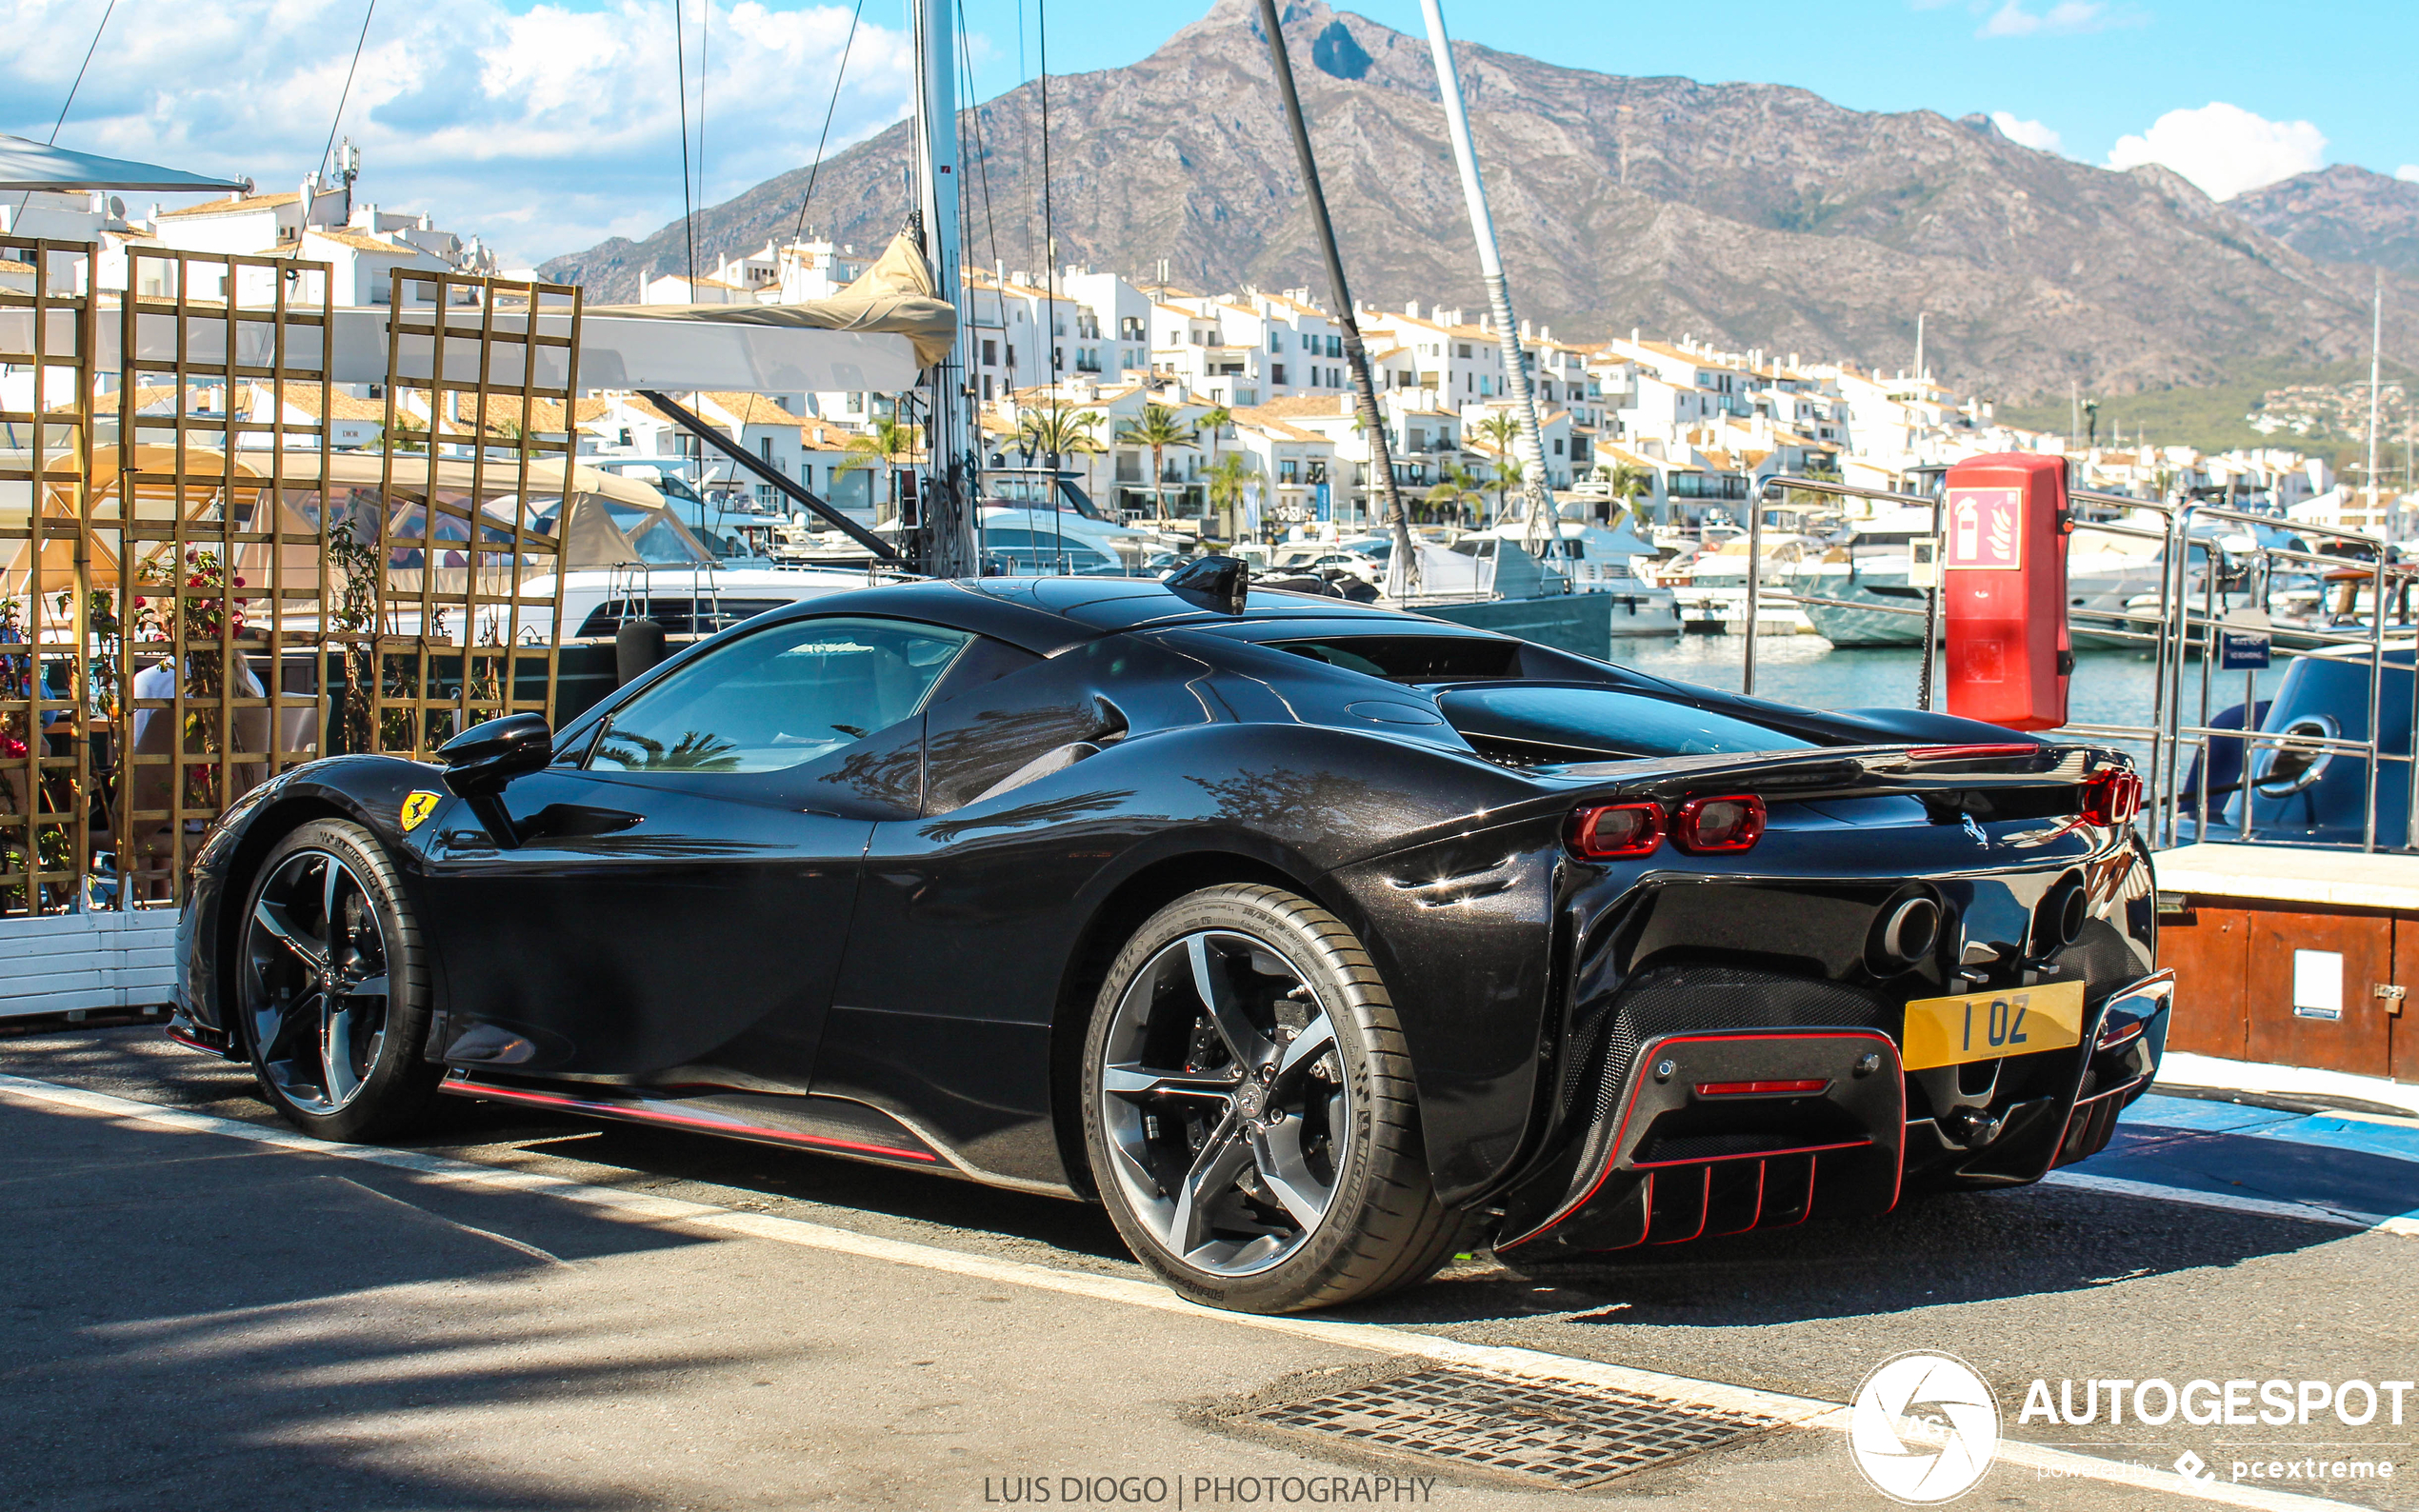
top-left (5, 1022), bottom-right (2416, 1512)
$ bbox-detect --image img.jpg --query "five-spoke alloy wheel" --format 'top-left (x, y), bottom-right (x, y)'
top-left (1082, 884), bottom-right (1463, 1313)
top-left (238, 820), bottom-right (437, 1139)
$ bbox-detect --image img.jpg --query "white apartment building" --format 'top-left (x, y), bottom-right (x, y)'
top-left (641, 239), bottom-right (870, 307)
top-left (1225, 408), bottom-right (1339, 527)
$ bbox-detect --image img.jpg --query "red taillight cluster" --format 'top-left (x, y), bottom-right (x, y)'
top-left (1909, 743), bottom-right (2040, 763)
top-left (2082, 769), bottom-right (2144, 827)
top-left (1569, 802), bottom-right (1663, 858)
top-left (1696, 1078), bottom-right (1829, 1098)
top-left (1569, 794), bottom-right (1766, 860)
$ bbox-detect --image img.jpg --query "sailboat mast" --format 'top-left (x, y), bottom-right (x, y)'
top-left (1418, 0), bottom-right (1555, 556)
top-left (912, 0), bottom-right (979, 577)
top-left (2368, 270), bottom-right (2383, 531)
top-left (1252, 0), bottom-right (1416, 592)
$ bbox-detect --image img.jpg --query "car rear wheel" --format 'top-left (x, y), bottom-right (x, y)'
top-left (1081, 883), bottom-right (1463, 1313)
top-left (237, 819), bottom-right (439, 1142)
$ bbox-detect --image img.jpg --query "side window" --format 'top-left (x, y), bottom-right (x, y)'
top-left (590, 616), bottom-right (972, 775)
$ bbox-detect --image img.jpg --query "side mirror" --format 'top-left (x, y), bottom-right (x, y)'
top-left (438, 712), bottom-right (552, 799)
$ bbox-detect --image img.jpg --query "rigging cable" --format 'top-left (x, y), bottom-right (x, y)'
top-left (15, 0), bottom-right (118, 220)
top-left (1038, 0), bottom-right (1064, 567)
top-left (314, 0), bottom-right (376, 191)
top-left (789, 0), bottom-right (867, 246)
top-left (698, 0), bottom-right (709, 239)
top-left (37, 0), bottom-right (117, 148)
top-left (958, 0), bottom-right (1007, 405)
top-left (673, 0), bottom-right (696, 287)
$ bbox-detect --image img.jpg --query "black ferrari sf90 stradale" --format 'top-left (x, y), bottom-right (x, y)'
top-left (170, 566), bottom-right (2169, 1313)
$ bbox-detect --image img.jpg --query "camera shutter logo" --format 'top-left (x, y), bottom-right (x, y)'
top-left (1849, 1351), bottom-right (2002, 1503)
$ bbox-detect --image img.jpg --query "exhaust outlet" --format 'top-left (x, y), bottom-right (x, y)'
top-left (2033, 877), bottom-right (2089, 959)
top-left (1868, 891), bottom-right (1942, 976)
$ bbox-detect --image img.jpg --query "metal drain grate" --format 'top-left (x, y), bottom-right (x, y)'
top-left (1249, 1366), bottom-right (1778, 1488)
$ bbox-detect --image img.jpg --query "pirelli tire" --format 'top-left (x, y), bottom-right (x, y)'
top-left (1081, 883), bottom-right (1466, 1314)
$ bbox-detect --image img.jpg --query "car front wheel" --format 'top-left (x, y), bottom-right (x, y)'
top-left (1081, 883), bottom-right (1463, 1313)
top-left (237, 819), bottom-right (439, 1142)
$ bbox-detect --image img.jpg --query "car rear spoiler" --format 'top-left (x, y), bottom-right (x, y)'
top-left (1555, 743), bottom-right (2117, 808)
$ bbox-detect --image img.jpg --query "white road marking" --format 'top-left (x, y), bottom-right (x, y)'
top-left (2044, 1169), bottom-right (2419, 1238)
top-left (0, 1071), bottom-right (2373, 1512)
top-left (326, 1172), bottom-right (570, 1266)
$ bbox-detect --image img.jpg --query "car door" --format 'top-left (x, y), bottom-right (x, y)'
top-left (417, 614), bottom-right (972, 1086)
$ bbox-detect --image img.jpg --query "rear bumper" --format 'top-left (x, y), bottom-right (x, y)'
top-left (1494, 970), bottom-right (2171, 1256)
top-left (1496, 1028), bottom-right (1905, 1252)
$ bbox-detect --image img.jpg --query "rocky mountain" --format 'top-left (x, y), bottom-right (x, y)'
top-left (540, 0), bottom-right (2410, 401)
top-left (2229, 165), bottom-right (2419, 279)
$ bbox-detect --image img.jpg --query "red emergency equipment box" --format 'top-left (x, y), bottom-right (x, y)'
top-left (1942, 453), bottom-right (2070, 730)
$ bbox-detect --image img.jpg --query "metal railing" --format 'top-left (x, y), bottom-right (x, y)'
top-left (1731, 473), bottom-right (2419, 855)
top-left (2159, 503), bottom-right (2414, 854)
top-left (1741, 474), bottom-right (1945, 706)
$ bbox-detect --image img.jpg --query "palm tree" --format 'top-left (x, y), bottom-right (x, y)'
top-left (1473, 412), bottom-right (1521, 524)
top-left (833, 417), bottom-right (920, 523)
top-left (1194, 406), bottom-right (1233, 462)
top-left (1608, 461), bottom-right (1654, 530)
top-left (1425, 464), bottom-right (1483, 528)
top-left (1204, 452), bottom-right (1256, 542)
top-left (1017, 403), bottom-right (1107, 501)
top-left (1116, 403), bottom-right (1197, 520)
top-left (1489, 457), bottom-right (1529, 529)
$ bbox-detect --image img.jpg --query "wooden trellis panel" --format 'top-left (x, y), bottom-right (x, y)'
top-left (0, 238), bottom-right (95, 917)
top-left (115, 247), bottom-right (332, 905)
top-left (369, 270), bottom-right (580, 754)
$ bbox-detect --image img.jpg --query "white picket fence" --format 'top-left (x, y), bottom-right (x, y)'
top-left (0, 910), bottom-right (181, 1019)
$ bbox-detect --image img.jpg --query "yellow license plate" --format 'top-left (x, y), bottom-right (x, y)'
top-left (1901, 980), bottom-right (2087, 1070)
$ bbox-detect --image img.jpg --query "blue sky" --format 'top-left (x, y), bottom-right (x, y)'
top-left (4, 0), bottom-right (2411, 267)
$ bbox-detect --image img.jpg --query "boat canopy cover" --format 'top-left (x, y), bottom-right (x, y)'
top-left (589, 229), bottom-right (957, 369)
top-left (0, 134), bottom-right (248, 193)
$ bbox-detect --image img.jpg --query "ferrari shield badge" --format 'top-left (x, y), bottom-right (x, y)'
top-left (400, 791), bottom-right (443, 832)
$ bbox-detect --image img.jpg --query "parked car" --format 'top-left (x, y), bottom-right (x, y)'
top-left (170, 565), bottom-right (2167, 1314)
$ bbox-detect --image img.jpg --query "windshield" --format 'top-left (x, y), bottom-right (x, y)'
top-left (593, 617), bottom-right (972, 773)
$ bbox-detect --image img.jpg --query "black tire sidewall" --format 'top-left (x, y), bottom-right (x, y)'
top-left (236, 818), bottom-right (437, 1141)
top-left (1081, 884), bottom-right (1424, 1313)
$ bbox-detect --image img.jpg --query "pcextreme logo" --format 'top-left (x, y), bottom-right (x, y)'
top-left (1849, 1351), bottom-right (2003, 1504)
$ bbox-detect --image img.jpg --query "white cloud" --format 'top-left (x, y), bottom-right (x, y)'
top-left (0, 0), bottom-right (918, 268)
top-left (1989, 112), bottom-right (2064, 154)
top-left (1978, 1), bottom-right (2128, 38)
top-left (2104, 102), bottom-right (2327, 201)
top-left (2401, 166), bottom-right (2419, 184)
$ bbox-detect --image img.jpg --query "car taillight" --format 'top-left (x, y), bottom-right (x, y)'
top-left (1671, 794), bottom-right (1766, 853)
top-left (2082, 769), bottom-right (2144, 827)
top-left (2096, 1012), bottom-right (2148, 1050)
top-left (1696, 1078), bottom-right (1829, 1098)
top-left (1569, 802), bottom-right (1665, 859)
top-left (1909, 743), bottom-right (2039, 762)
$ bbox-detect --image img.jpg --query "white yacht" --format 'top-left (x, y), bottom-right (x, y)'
top-left (1451, 519), bottom-right (1680, 635)
top-left (1672, 533), bottom-right (1823, 635)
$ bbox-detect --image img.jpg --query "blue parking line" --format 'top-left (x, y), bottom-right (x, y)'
top-left (2248, 1115), bottom-right (2419, 1166)
top-left (2123, 1093), bottom-right (2304, 1136)
top-left (2094, 1094), bottom-right (2419, 1221)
